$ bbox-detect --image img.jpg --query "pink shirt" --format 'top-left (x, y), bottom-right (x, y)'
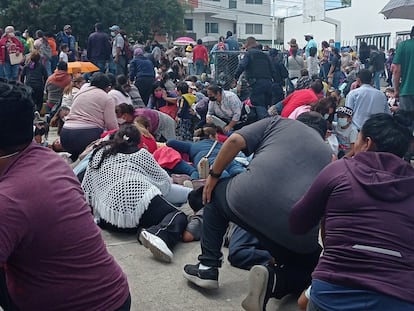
top-left (64, 86), bottom-right (118, 130)
top-left (0, 143), bottom-right (129, 310)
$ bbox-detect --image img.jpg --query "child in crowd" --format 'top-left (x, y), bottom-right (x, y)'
top-left (296, 69), bottom-right (312, 90)
top-left (59, 43), bottom-right (69, 63)
top-left (176, 81), bottom-right (196, 141)
top-left (332, 106), bottom-right (358, 158)
top-left (384, 87), bottom-right (399, 112)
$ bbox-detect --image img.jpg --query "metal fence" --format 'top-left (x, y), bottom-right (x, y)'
top-left (210, 50), bottom-right (289, 90)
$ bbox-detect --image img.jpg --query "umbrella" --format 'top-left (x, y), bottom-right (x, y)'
top-left (200, 36), bottom-right (218, 43)
top-left (67, 61), bottom-right (100, 74)
top-left (173, 36), bottom-right (196, 46)
top-left (380, 0), bottom-right (414, 19)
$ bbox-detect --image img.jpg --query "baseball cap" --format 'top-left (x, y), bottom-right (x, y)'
top-left (304, 33), bottom-right (313, 37)
top-left (109, 25), bottom-right (120, 31)
top-left (64, 25), bottom-right (71, 30)
top-left (336, 106), bottom-right (353, 117)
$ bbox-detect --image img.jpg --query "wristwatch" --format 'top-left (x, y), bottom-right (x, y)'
top-left (209, 169), bottom-right (221, 179)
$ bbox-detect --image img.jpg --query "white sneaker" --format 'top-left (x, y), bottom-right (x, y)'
top-left (139, 230), bottom-right (173, 263)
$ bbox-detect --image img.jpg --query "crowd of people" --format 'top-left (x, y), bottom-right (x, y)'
top-left (0, 21), bottom-right (414, 311)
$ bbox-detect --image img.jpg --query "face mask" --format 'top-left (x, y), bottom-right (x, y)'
top-left (337, 117), bottom-right (349, 127)
top-left (154, 91), bottom-right (163, 99)
top-left (110, 31), bottom-right (115, 37)
top-left (117, 118), bottom-right (126, 125)
top-left (208, 96), bottom-right (217, 102)
top-left (324, 113), bottom-right (330, 120)
top-left (8, 33), bottom-right (15, 37)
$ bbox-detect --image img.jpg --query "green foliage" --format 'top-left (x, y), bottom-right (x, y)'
top-left (0, 0), bottom-right (185, 46)
top-left (341, 0), bottom-right (352, 7)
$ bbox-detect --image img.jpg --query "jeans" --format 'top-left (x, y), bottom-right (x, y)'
top-left (3, 62), bottom-right (19, 81)
top-left (199, 178), bottom-right (321, 296)
top-left (92, 59), bottom-right (107, 73)
top-left (116, 56), bottom-right (127, 76)
top-left (0, 64), bottom-right (5, 79)
top-left (195, 60), bottom-right (205, 75)
top-left (373, 71), bottom-right (381, 90)
top-left (249, 79), bottom-right (272, 114)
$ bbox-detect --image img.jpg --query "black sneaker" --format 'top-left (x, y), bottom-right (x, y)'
top-left (241, 265), bottom-right (274, 311)
top-left (183, 263), bottom-right (219, 289)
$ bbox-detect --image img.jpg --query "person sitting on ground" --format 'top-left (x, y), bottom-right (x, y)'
top-left (332, 106), bottom-right (358, 158)
top-left (295, 69), bottom-right (312, 90)
top-left (134, 107), bottom-right (176, 141)
top-left (205, 84), bottom-right (243, 134)
top-left (108, 74), bottom-right (133, 106)
top-left (290, 112), bottom-right (414, 311)
top-left (288, 96), bottom-right (335, 120)
top-left (44, 61), bottom-right (71, 114)
top-left (0, 82), bottom-right (131, 311)
top-left (60, 72), bottom-right (118, 161)
top-left (147, 81), bottom-right (178, 119)
top-left (82, 124), bottom-right (189, 263)
top-left (61, 75), bottom-right (85, 108)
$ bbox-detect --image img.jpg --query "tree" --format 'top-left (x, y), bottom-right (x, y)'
top-left (0, 0), bottom-right (185, 46)
top-left (341, 0), bottom-right (352, 7)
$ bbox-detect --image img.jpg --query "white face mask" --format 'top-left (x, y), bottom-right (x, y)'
top-left (337, 117), bottom-right (349, 127)
top-left (110, 31), bottom-right (116, 37)
top-left (324, 113), bottom-right (330, 120)
top-left (117, 118), bottom-right (126, 125)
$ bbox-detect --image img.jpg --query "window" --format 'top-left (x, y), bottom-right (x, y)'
top-left (229, 0), bottom-right (237, 8)
top-left (246, 0), bottom-right (262, 4)
top-left (184, 19), bottom-right (193, 31)
top-left (205, 22), bottom-right (219, 34)
top-left (245, 23), bottom-right (262, 35)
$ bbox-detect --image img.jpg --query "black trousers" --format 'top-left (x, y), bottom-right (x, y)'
top-left (60, 127), bottom-right (103, 161)
top-left (198, 178), bottom-right (321, 292)
top-left (135, 77), bottom-right (155, 107)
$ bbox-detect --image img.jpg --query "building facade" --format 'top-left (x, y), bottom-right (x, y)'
top-left (183, 0), bottom-right (277, 43)
top-left (284, 0), bottom-right (413, 51)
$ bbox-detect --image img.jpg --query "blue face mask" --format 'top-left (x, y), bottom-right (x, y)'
top-left (337, 117), bottom-right (349, 127)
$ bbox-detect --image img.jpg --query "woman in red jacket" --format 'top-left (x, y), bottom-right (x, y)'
top-left (0, 26), bottom-right (24, 81)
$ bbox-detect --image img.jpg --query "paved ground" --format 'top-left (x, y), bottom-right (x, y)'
top-left (104, 228), bottom-right (300, 311)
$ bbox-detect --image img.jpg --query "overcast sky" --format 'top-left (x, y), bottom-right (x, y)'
top-left (274, 0), bottom-right (345, 17)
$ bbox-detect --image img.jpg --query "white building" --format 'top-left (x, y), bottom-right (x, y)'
top-left (183, 0), bottom-right (276, 43)
top-left (283, 0), bottom-right (413, 50)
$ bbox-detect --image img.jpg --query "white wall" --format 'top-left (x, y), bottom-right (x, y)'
top-left (284, 0), bottom-right (413, 50)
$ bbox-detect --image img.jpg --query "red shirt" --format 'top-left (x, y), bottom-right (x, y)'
top-left (192, 44), bottom-right (208, 63)
top-left (281, 89), bottom-right (319, 118)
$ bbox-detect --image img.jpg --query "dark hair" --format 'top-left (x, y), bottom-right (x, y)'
top-left (35, 29), bottom-right (44, 38)
top-left (358, 69), bottom-right (373, 84)
top-left (321, 41), bottom-right (329, 49)
top-left (193, 123), bottom-right (217, 140)
top-left (0, 83), bottom-right (34, 150)
top-left (115, 103), bottom-right (134, 117)
top-left (312, 97), bottom-right (334, 116)
top-left (90, 124), bottom-right (141, 169)
top-left (152, 80), bottom-right (166, 94)
top-left (56, 61), bottom-right (68, 71)
top-left (177, 81), bottom-right (190, 94)
top-left (360, 112), bottom-right (412, 157)
top-left (90, 72), bottom-right (111, 90)
top-left (60, 43), bottom-right (68, 50)
top-left (206, 84), bottom-right (223, 95)
top-left (309, 47), bottom-right (317, 57)
top-left (310, 79), bottom-right (324, 94)
top-left (106, 73), bottom-right (116, 86)
top-left (197, 39), bottom-right (202, 45)
top-left (113, 74), bottom-right (130, 97)
top-left (297, 111), bottom-right (328, 139)
top-left (95, 22), bottom-right (103, 31)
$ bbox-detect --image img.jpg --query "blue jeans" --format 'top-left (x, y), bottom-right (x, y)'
top-left (0, 64), bottom-right (4, 79)
top-left (195, 60), bottom-right (205, 75)
top-left (308, 279), bottom-right (414, 311)
top-left (373, 71), bottom-right (381, 90)
top-left (92, 60), bottom-right (107, 73)
top-left (3, 62), bottom-right (19, 81)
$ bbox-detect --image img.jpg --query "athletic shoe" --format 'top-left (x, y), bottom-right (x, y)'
top-left (139, 230), bottom-right (173, 263)
top-left (241, 265), bottom-right (275, 311)
top-left (183, 263), bottom-right (219, 289)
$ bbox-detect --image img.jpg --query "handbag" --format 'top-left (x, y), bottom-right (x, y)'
top-left (197, 140), bottom-right (218, 179)
top-left (9, 52), bottom-right (24, 65)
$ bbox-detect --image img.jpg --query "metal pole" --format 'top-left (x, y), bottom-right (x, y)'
top-left (272, 0), bottom-right (275, 48)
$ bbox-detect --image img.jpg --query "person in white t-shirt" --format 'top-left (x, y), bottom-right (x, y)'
top-left (332, 106), bottom-right (358, 158)
top-left (59, 43), bottom-right (69, 63)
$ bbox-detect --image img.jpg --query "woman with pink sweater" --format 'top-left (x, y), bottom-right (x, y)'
top-left (61, 73), bottom-right (118, 161)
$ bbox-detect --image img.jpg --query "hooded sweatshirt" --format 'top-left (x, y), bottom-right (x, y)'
top-left (290, 152), bottom-right (414, 303)
top-left (45, 70), bottom-right (72, 105)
